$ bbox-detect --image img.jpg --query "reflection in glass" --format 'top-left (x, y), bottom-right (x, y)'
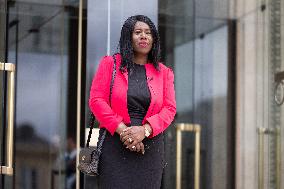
top-left (159, 0), bottom-right (232, 188)
top-left (5, 1), bottom-right (80, 189)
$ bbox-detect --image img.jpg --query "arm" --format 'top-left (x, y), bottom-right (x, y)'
top-left (89, 56), bottom-right (123, 135)
top-left (146, 68), bottom-right (176, 137)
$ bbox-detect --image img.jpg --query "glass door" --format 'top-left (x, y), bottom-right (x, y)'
top-left (1, 0), bottom-right (84, 189)
top-left (159, 1), bottom-right (235, 188)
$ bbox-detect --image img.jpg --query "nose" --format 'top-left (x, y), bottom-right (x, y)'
top-left (140, 32), bottom-right (147, 39)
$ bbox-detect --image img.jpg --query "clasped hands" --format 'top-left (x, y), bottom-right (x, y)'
top-left (117, 123), bottom-right (146, 154)
top-left (120, 126), bottom-right (145, 154)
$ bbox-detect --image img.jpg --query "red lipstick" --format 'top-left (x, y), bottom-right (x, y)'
top-left (138, 41), bottom-right (148, 48)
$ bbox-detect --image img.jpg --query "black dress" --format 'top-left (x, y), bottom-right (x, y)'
top-left (98, 63), bottom-right (165, 189)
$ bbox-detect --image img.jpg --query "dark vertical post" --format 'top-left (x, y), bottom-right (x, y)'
top-left (227, 19), bottom-right (237, 189)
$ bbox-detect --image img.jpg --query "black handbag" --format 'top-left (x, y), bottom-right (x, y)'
top-left (77, 54), bottom-right (117, 176)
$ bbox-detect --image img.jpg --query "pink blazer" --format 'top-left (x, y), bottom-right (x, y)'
top-left (89, 54), bottom-right (176, 138)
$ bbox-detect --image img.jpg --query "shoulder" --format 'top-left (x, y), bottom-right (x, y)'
top-left (101, 53), bottom-right (122, 65)
top-left (96, 56), bottom-right (112, 70)
top-left (158, 63), bottom-right (174, 76)
top-left (157, 63), bottom-right (174, 83)
top-left (98, 53), bottom-right (122, 69)
top-left (99, 55), bottom-right (113, 65)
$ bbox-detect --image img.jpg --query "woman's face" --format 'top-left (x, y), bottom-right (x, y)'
top-left (132, 21), bottom-right (153, 56)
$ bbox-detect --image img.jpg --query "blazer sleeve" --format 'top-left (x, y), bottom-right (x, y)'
top-left (89, 56), bottom-right (123, 135)
top-left (146, 68), bottom-right (177, 137)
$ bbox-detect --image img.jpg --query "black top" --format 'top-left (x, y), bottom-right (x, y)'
top-left (127, 63), bottom-right (151, 126)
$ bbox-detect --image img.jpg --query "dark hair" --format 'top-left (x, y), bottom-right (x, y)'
top-left (118, 15), bottom-right (161, 72)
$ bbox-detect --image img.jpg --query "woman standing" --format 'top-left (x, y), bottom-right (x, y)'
top-left (89, 15), bottom-right (176, 189)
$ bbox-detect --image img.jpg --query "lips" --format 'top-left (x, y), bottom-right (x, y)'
top-left (138, 41), bottom-right (148, 48)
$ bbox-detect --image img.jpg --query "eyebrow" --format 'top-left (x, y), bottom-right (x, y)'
top-left (134, 28), bottom-right (151, 31)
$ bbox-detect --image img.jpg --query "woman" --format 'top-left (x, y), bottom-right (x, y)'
top-left (89, 15), bottom-right (176, 189)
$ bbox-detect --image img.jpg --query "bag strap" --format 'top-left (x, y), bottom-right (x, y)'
top-left (86, 54), bottom-right (117, 147)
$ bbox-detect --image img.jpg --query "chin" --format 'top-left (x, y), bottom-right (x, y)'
top-left (136, 49), bottom-right (151, 55)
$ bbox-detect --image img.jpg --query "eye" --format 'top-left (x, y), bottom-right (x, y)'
top-left (134, 30), bottom-right (141, 35)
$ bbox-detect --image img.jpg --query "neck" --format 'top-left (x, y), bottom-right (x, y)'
top-left (133, 53), bottom-right (148, 65)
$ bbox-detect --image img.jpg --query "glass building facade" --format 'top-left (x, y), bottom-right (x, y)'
top-left (0, 0), bottom-right (283, 189)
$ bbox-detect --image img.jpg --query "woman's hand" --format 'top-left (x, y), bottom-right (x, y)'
top-left (120, 126), bottom-right (145, 150)
top-left (126, 142), bottom-right (145, 154)
top-left (134, 142), bottom-right (145, 154)
top-left (115, 122), bottom-right (128, 135)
